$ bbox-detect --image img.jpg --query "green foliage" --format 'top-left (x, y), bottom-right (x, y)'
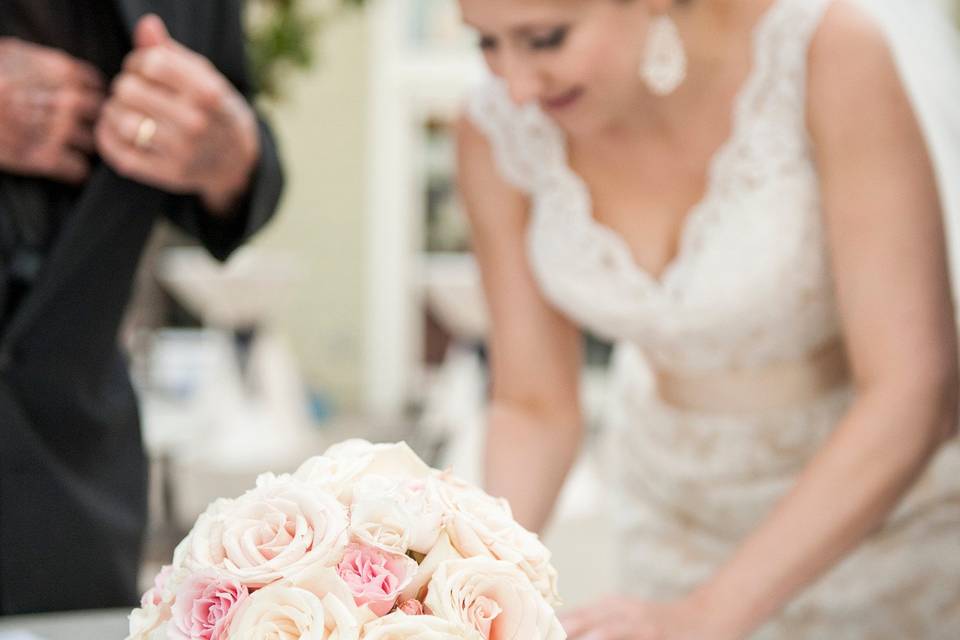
top-left (246, 0), bottom-right (367, 102)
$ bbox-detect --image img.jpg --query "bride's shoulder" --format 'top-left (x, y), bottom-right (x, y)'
top-left (806, 0), bottom-right (904, 126)
top-left (455, 108), bottom-right (531, 228)
top-left (457, 78), bottom-right (545, 197)
top-left (455, 109), bottom-right (493, 168)
top-left (808, 1), bottom-right (896, 82)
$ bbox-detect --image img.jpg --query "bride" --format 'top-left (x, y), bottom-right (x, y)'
top-left (455, 0), bottom-right (960, 637)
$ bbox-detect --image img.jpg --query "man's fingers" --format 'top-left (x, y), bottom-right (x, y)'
top-left (0, 39), bottom-right (106, 183)
top-left (49, 148), bottom-right (90, 184)
top-left (133, 14), bottom-right (173, 50)
top-left (98, 101), bottom-right (186, 175)
top-left (99, 102), bottom-right (157, 152)
top-left (96, 112), bottom-right (180, 190)
top-left (67, 123), bottom-right (97, 154)
top-left (122, 46), bottom-right (226, 109)
top-left (45, 48), bottom-right (105, 91)
top-left (69, 59), bottom-right (105, 91)
top-left (0, 37), bottom-right (105, 91)
top-left (110, 73), bottom-right (204, 138)
top-left (66, 87), bottom-right (106, 124)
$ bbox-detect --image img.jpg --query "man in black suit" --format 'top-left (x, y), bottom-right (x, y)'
top-left (0, 1), bottom-right (284, 614)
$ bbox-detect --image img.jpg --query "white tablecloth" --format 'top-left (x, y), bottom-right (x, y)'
top-left (0, 608), bottom-right (128, 640)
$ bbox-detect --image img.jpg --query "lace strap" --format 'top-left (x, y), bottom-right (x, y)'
top-left (465, 78), bottom-right (566, 194)
top-left (704, 0), bottom-right (833, 194)
top-left (747, 0), bottom-right (833, 122)
top-left (781, 0), bottom-right (833, 41)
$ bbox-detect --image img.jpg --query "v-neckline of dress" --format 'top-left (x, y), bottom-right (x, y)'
top-left (553, 0), bottom-right (792, 292)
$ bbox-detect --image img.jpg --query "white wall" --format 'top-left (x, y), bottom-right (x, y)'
top-left (253, 10), bottom-right (370, 410)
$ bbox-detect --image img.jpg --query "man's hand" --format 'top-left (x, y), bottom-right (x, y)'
top-left (96, 14), bottom-right (259, 214)
top-left (0, 38), bottom-right (106, 183)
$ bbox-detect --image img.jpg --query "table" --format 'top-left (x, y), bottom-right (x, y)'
top-left (0, 609), bottom-right (129, 640)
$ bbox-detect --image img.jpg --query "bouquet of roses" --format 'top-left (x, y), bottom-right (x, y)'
top-left (127, 440), bottom-right (566, 639)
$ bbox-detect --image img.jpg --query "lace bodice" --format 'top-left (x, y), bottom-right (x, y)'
top-left (467, 0), bottom-right (838, 374)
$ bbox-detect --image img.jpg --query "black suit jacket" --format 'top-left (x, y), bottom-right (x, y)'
top-left (0, 0), bottom-right (284, 614)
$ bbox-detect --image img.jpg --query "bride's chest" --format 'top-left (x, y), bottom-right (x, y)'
top-left (526, 164), bottom-right (840, 365)
top-left (571, 131), bottom-right (736, 280)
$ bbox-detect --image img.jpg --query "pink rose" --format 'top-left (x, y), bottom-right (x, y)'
top-left (336, 543), bottom-right (417, 616)
top-left (140, 565), bottom-right (174, 608)
top-left (397, 599), bottom-right (426, 615)
top-left (169, 572), bottom-right (249, 640)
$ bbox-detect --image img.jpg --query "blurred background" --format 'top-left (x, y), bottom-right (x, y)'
top-left (126, 0), bottom-right (960, 607)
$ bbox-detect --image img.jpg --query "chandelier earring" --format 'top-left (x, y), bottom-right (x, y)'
top-left (640, 14), bottom-right (687, 96)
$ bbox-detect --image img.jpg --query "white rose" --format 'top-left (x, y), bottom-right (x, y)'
top-left (362, 611), bottom-right (483, 640)
top-left (399, 531), bottom-right (465, 603)
top-left (229, 566), bottom-right (367, 640)
top-left (351, 473), bottom-right (403, 503)
top-left (349, 496), bottom-right (413, 555)
top-left (296, 442), bottom-right (433, 505)
top-left (395, 476), bottom-right (452, 554)
top-left (322, 439), bottom-right (379, 459)
top-left (126, 564), bottom-right (187, 640)
top-left (143, 622), bottom-right (169, 640)
top-left (424, 558), bottom-right (565, 640)
top-left (170, 497), bottom-right (235, 571)
top-left (295, 455), bottom-right (372, 503)
top-left (181, 474), bottom-right (349, 587)
top-left (227, 584), bottom-right (347, 640)
top-left (327, 441), bottom-right (432, 482)
top-left (125, 605), bottom-right (168, 640)
top-left (349, 474), bottom-right (446, 555)
top-left (432, 473), bottom-right (511, 515)
top-left (438, 475), bottom-right (560, 606)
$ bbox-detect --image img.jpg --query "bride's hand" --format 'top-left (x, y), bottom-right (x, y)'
top-left (560, 595), bottom-right (732, 640)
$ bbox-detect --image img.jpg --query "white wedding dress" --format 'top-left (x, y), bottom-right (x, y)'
top-left (466, 0), bottom-right (960, 637)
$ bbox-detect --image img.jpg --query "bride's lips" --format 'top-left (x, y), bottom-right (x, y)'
top-left (540, 87), bottom-right (584, 112)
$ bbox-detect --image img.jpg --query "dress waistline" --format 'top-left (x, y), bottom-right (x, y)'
top-left (655, 341), bottom-right (850, 413)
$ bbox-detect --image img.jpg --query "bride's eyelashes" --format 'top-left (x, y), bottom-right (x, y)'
top-left (475, 26), bottom-right (570, 52)
top-left (528, 26), bottom-right (569, 50)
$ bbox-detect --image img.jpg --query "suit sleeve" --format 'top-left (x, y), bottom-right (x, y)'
top-left (162, 0), bottom-right (284, 262)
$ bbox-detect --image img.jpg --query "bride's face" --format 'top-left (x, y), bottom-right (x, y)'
top-left (459, 0), bottom-right (654, 134)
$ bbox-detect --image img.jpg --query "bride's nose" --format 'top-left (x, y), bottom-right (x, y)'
top-left (500, 55), bottom-right (546, 106)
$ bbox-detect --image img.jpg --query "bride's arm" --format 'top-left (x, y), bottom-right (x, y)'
top-left (456, 113), bottom-right (585, 534)
top-left (690, 5), bottom-right (958, 638)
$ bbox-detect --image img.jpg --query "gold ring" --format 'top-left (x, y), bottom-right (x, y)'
top-left (134, 116), bottom-right (157, 149)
